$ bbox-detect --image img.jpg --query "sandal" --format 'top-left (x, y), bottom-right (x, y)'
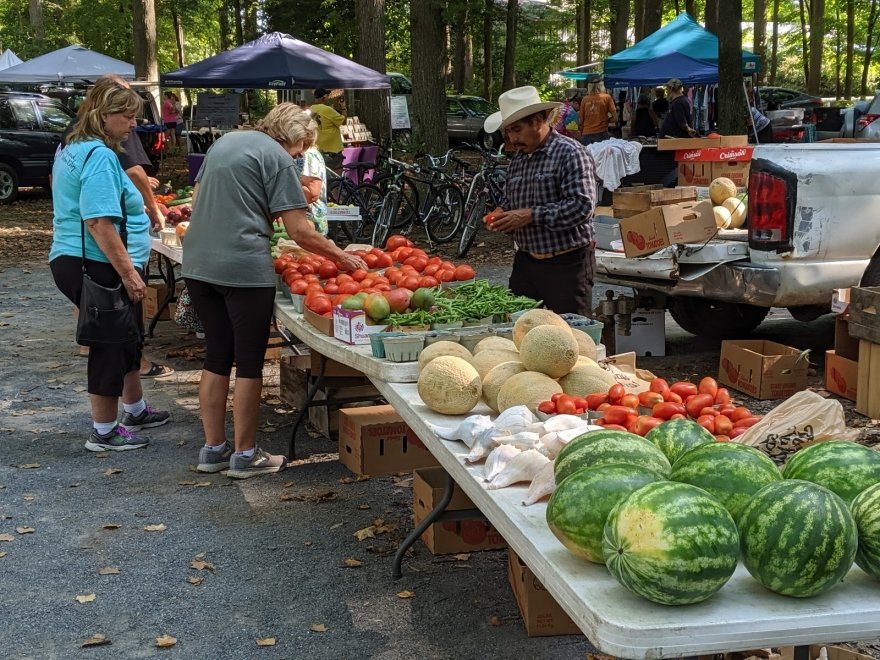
top-left (141, 362), bottom-right (174, 378)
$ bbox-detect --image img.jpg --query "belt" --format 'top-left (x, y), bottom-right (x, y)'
top-left (527, 246), bottom-right (584, 260)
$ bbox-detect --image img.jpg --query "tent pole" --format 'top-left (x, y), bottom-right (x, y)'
top-left (743, 78), bottom-right (759, 143)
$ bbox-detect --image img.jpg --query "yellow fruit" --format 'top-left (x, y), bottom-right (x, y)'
top-left (571, 328), bottom-right (598, 360)
top-left (482, 361), bottom-right (527, 412)
top-left (417, 356), bottom-right (482, 415)
top-left (473, 336), bottom-right (518, 355)
top-left (470, 349), bottom-right (521, 379)
top-left (558, 365), bottom-right (617, 397)
top-left (512, 309), bottom-right (571, 348)
top-left (496, 371), bottom-right (563, 414)
top-left (418, 341), bottom-right (472, 371)
top-left (709, 177), bottom-right (737, 205)
top-left (722, 195), bottom-right (747, 229)
top-left (519, 325), bottom-right (579, 378)
top-left (713, 205), bottom-right (733, 229)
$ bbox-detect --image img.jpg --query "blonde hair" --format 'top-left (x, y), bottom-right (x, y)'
top-left (257, 103), bottom-right (318, 147)
top-left (67, 75), bottom-right (142, 152)
top-left (587, 80), bottom-right (606, 95)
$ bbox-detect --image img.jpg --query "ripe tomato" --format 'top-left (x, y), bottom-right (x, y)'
top-left (696, 414), bottom-right (716, 434)
top-left (538, 400), bottom-right (556, 415)
top-left (734, 416), bottom-right (761, 428)
top-left (423, 263), bottom-right (441, 277)
top-left (649, 378), bottom-right (670, 394)
top-left (351, 269), bottom-right (368, 282)
top-left (338, 281), bottom-right (360, 295)
top-left (317, 261), bottom-right (338, 279)
top-left (714, 415), bottom-right (733, 436)
top-left (638, 391), bottom-right (664, 408)
top-left (551, 392), bottom-right (565, 402)
top-left (685, 393), bottom-right (715, 419)
top-left (633, 415), bottom-right (664, 437)
top-left (585, 393), bottom-right (608, 410)
top-left (363, 253), bottom-right (379, 269)
top-left (437, 269), bottom-right (456, 282)
top-left (715, 435), bottom-right (731, 443)
top-left (651, 402), bottom-right (687, 420)
top-left (419, 276), bottom-right (439, 288)
top-left (573, 397), bottom-right (588, 410)
top-left (698, 376), bottom-right (718, 398)
top-left (556, 398), bottom-right (577, 415)
top-left (607, 383), bottom-right (626, 404)
top-left (730, 406), bottom-right (753, 422)
top-left (397, 247), bottom-right (414, 262)
top-left (298, 263), bottom-right (315, 275)
top-left (404, 256), bottom-right (428, 272)
top-left (386, 235), bottom-right (409, 251)
top-left (401, 275), bottom-right (421, 291)
top-left (714, 388), bottom-right (731, 406)
top-left (323, 283), bottom-right (339, 295)
top-left (670, 381), bottom-right (699, 398)
top-left (306, 295), bottom-right (332, 315)
top-left (620, 393), bottom-right (640, 409)
top-left (303, 274), bottom-right (320, 283)
top-left (604, 405), bottom-right (636, 426)
top-left (376, 253), bottom-right (393, 268)
top-left (337, 273), bottom-right (353, 284)
top-left (454, 264), bottom-right (476, 281)
top-left (664, 390), bottom-right (683, 404)
top-left (600, 424), bottom-right (629, 432)
top-left (289, 279), bottom-right (309, 295)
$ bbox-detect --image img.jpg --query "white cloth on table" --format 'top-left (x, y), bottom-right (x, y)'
top-left (583, 138), bottom-right (643, 191)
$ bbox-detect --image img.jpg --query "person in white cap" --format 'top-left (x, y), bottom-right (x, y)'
top-left (483, 86), bottom-right (598, 316)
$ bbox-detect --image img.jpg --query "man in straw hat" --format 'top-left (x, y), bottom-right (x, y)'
top-left (484, 86), bottom-right (598, 316)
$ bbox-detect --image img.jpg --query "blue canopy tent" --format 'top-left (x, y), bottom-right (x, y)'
top-left (604, 52), bottom-right (719, 88)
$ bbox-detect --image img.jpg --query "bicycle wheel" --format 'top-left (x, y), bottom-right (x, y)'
top-left (372, 173), bottom-right (419, 228)
top-left (425, 184), bottom-right (465, 244)
top-left (350, 183), bottom-right (383, 243)
top-left (457, 192), bottom-right (487, 258)
top-left (372, 190), bottom-right (400, 248)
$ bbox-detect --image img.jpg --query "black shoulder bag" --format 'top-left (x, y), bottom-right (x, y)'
top-left (75, 146), bottom-right (143, 347)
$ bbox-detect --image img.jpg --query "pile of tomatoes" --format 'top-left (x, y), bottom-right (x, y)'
top-left (537, 377), bottom-right (762, 442)
top-left (272, 235), bottom-right (476, 318)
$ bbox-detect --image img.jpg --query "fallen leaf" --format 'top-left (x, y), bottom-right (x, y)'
top-left (194, 552), bottom-right (205, 560)
top-left (75, 593), bottom-right (97, 604)
top-left (178, 480), bottom-right (196, 486)
top-left (23, 496), bottom-right (34, 502)
top-left (194, 481), bottom-right (211, 487)
top-left (396, 590), bottom-right (415, 599)
top-left (357, 503), bottom-right (370, 510)
top-left (47, 384), bottom-right (64, 390)
top-left (265, 398), bottom-right (282, 405)
top-left (103, 468), bottom-right (123, 476)
top-left (372, 518), bottom-right (385, 526)
top-left (190, 559), bottom-right (215, 571)
top-left (279, 493), bottom-right (296, 501)
top-left (93, 453), bottom-right (110, 459)
top-left (15, 526), bottom-right (34, 534)
top-left (374, 523), bottom-right (397, 535)
top-left (282, 481), bottom-right (295, 488)
top-left (303, 540), bottom-right (313, 546)
top-left (329, 522), bottom-right (342, 530)
top-left (454, 553), bottom-right (471, 561)
top-left (256, 637), bottom-right (277, 646)
top-left (344, 558), bottom-right (363, 568)
top-left (47, 362), bottom-right (62, 369)
top-left (143, 524), bottom-right (166, 532)
top-left (17, 463), bottom-right (40, 469)
top-left (176, 440), bottom-right (186, 447)
top-left (187, 576), bottom-right (203, 586)
top-left (258, 425), bottom-right (276, 433)
top-left (81, 633), bottom-right (111, 648)
top-left (98, 566), bottom-right (120, 575)
top-left (353, 527), bottom-right (375, 541)
top-left (155, 634), bottom-right (177, 648)
top-left (0, 551), bottom-right (7, 558)
top-left (73, 386), bottom-right (86, 392)
top-left (489, 615), bottom-right (503, 627)
top-left (309, 623), bottom-right (327, 633)
top-left (101, 523), bottom-right (121, 530)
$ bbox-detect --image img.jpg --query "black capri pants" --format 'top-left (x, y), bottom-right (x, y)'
top-left (183, 278), bottom-right (276, 379)
top-left (50, 256), bottom-right (144, 397)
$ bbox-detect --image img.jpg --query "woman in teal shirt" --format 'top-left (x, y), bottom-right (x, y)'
top-left (49, 79), bottom-right (169, 453)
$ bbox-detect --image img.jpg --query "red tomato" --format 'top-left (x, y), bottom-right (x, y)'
top-left (734, 416), bottom-right (761, 428)
top-left (386, 235), bottom-right (409, 251)
top-left (670, 413), bottom-right (687, 420)
top-left (306, 295), bottom-right (333, 315)
top-left (423, 263), bottom-right (440, 277)
top-left (596, 402), bottom-right (611, 413)
top-left (376, 253), bottom-right (393, 268)
top-left (440, 260), bottom-right (455, 271)
top-left (604, 405), bottom-right (636, 426)
top-left (556, 398), bottom-right (577, 415)
top-left (351, 269), bottom-right (368, 282)
top-left (338, 281), bottom-right (360, 295)
top-left (337, 273), bottom-right (353, 284)
top-left (638, 391), bottom-right (664, 408)
top-left (454, 264), bottom-right (476, 281)
top-left (538, 401), bottom-right (557, 415)
top-left (633, 415), bottom-right (664, 437)
top-left (729, 427), bottom-right (747, 439)
top-left (620, 393), bottom-right (640, 409)
top-left (573, 397), bottom-right (588, 410)
top-left (649, 378), bottom-right (670, 394)
top-left (289, 279), bottom-right (309, 295)
top-left (699, 407), bottom-right (719, 417)
top-left (664, 390), bottom-right (683, 404)
top-left (718, 404), bottom-right (737, 417)
top-left (585, 393), bottom-right (608, 410)
top-left (715, 435), bottom-right (731, 443)
top-left (404, 256), bottom-right (428, 272)
top-left (624, 413), bottom-right (639, 432)
top-left (397, 247), bottom-right (414, 262)
top-left (419, 276), bottom-right (439, 288)
top-left (401, 275), bottom-right (421, 291)
top-left (685, 393), bottom-right (715, 419)
top-left (608, 384), bottom-right (626, 404)
top-left (698, 376), bottom-right (719, 398)
top-left (670, 381), bottom-right (699, 398)
top-left (714, 387), bottom-right (731, 406)
top-left (652, 402), bottom-right (687, 420)
top-left (730, 406), bottom-right (753, 422)
top-left (714, 415), bottom-right (733, 436)
top-left (317, 261), bottom-right (338, 279)
top-left (437, 269), bottom-right (456, 282)
top-left (323, 283), bottom-right (339, 295)
top-left (551, 392), bottom-right (565, 402)
top-left (363, 253), bottom-right (379, 269)
top-left (696, 414), bottom-right (716, 434)
top-left (303, 274), bottom-right (320, 283)
top-left (601, 424), bottom-right (629, 432)
top-left (298, 263), bottom-right (315, 275)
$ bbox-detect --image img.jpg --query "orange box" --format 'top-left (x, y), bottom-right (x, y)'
top-left (825, 350), bottom-right (858, 401)
top-left (507, 549), bottom-right (581, 637)
top-left (338, 405), bottom-right (438, 476)
top-left (718, 340), bottom-right (809, 400)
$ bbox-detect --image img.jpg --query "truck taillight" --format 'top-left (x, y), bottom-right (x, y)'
top-left (856, 113), bottom-right (880, 130)
top-left (749, 171), bottom-right (789, 246)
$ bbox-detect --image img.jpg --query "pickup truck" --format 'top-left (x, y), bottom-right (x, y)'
top-left (594, 143), bottom-right (880, 338)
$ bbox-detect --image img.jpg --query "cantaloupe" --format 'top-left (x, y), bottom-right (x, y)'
top-left (713, 205), bottom-right (732, 229)
top-left (470, 349), bottom-right (522, 379)
top-left (512, 309), bottom-right (571, 348)
top-left (558, 364), bottom-right (617, 397)
top-left (473, 336), bottom-right (518, 355)
top-left (722, 195), bottom-right (747, 229)
top-left (418, 341), bottom-right (472, 371)
top-left (518, 325), bottom-right (579, 378)
top-left (709, 177), bottom-right (737, 205)
top-left (571, 328), bottom-right (598, 361)
top-left (482, 361), bottom-right (527, 412)
top-left (417, 356), bottom-right (482, 415)
top-left (575, 355), bottom-right (600, 370)
top-left (496, 371), bottom-right (563, 413)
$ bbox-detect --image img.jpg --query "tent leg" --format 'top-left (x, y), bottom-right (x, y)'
top-left (744, 79), bottom-right (759, 144)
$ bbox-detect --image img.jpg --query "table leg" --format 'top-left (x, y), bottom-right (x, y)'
top-left (392, 472), bottom-right (455, 580)
top-left (288, 353), bottom-right (326, 459)
top-left (793, 647), bottom-right (810, 660)
top-left (147, 253), bottom-right (176, 338)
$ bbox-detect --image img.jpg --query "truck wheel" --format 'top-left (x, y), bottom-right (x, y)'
top-left (669, 297), bottom-right (769, 339)
top-left (861, 247), bottom-right (880, 285)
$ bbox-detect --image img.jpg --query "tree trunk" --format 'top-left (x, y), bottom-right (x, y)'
top-left (501, 0), bottom-right (518, 92)
top-left (634, 0), bottom-right (645, 42)
top-left (862, 0), bottom-right (879, 97)
top-left (577, 0), bottom-right (592, 65)
top-left (686, 0), bottom-right (697, 20)
top-left (132, 0), bottom-right (158, 82)
top-left (643, 0), bottom-right (663, 37)
top-left (770, 0), bottom-right (780, 84)
top-left (172, 8), bottom-right (185, 68)
top-left (28, 0), bottom-right (44, 43)
top-left (610, 0), bottom-right (630, 53)
top-left (244, 0), bottom-right (257, 41)
top-left (355, 0), bottom-right (389, 146)
top-left (232, 0), bottom-right (244, 46)
top-left (410, 0), bottom-right (448, 153)
top-left (705, 0), bottom-right (719, 33)
top-left (464, 30), bottom-right (474, 85)
top-left (453, 6), bottom-right (468, 92)
top-left (718, 0), bottom-right (744, 135)
top-left (845, 0), bottom-right (854, 98)
top-left (807, 0), bottom-right (825, 95)
top-left (483, 0), bottom-right (493, 100)
top-left (753, 0), bottom-right (766, 84)
top-left (798, 0), bottom-right (809, 85)
top-left (835, 4), bottom-right (842, 99)
top-left (219, 0), bottom-right (230, 52)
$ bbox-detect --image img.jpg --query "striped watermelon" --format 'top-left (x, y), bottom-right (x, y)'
top-left (851, 482), bottom-right (880, 580)
top-left (554, 430), bottom-right (672, 484)
top-left (781, 440), bottom-right (880, 504)
top-left (546, 463), bottom-right (665, 564)
top-left (646, 419), bottom-right (715, 466)
top-left (670, 442), bottom-right (782, 523)
top-left (602, 481), bottom-right (739, 605)
top-left (739, 479), bottom-right (857, 597)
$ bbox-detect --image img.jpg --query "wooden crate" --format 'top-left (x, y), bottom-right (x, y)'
top-left (612, 185), bottom-right (697, 212)
top-left (849, 286), bottom-right (880, 343)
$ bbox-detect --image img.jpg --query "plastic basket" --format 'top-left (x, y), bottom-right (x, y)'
top-left (383, 335), bottom-right (425, 362)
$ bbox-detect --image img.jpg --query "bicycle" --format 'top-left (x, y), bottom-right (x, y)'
top-left (325, 165), bottom-right (383, 244)
top-left (456, 143), bottom-right (508, 258)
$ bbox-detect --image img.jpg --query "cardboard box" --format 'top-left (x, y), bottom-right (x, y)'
top-left (143, 282), bottom-right (183, 320)
top-left (677, 160), bottom-right (714, 186)
top-left (848, 286), bottom-right (880, 344)
top-left (712, 159), bottom-right (751, 187)
top-left (338, 405), bottom-right (438, 476)
top-left (507, 549), bottom-right (581, 637)
top-left (675, 146), bottom-right (754, 188)
top-left (612, 184), bottom-right (697, 212)
top-left (619, 200), bottom-right (717, 258)
top-left (825, 350), bottom-right (858, 401)
top-left (856, 339), bottom-right (880, 418)
top-left (332, 306), bottom-right (385, 345)
top-left (614, 308), bottom-right (666, 356)
top-left (309, 384), bottom-right (380, 440)
top-left (309, 352), bottom-right (366, 379)
top-left (780, 646), bottom-right (878, 660)
top-left (719, 134), bottom-right (749, 147)
top-left (831, 288), bottom-right (852, 314)
top-left (264, 327), bottom-right (284, 360)
top-left (718, 340), bottom-right (810, 400)
top-left (412, 466), bottom-right (505, 554)
top-left (303, 306), bottom-right (333, 336)
top-left (658, 137), bottom-right (721, 151)
top-left (835, 315), bottom-right (860, 361)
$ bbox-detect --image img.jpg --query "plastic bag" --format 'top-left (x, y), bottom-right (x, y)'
top-left (737, 390), bottom-right (860, 460)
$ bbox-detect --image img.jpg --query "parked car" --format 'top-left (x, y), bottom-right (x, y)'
top-left (0, 91), bottom-right (75, 202)
top-left (447, 95), bottom-right (502, 150)
top-left (756, 87), bottom-right (823, 113)
top-left (839, 92), bottom-right (880, 139)
top-left (388, 72), bottom-right (412, 97)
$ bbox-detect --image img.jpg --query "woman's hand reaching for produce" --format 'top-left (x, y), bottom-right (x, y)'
top-left (337, 251), bottom-right (368, 273)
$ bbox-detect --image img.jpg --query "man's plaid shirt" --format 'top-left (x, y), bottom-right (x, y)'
top-left (502, 130), bottom-right (597, 255)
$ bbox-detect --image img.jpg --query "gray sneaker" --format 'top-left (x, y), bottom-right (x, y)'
top-left (85, 425), bottom-right (149, 452)
top-left (196, 441), bottom-right (233, 473)
top-left (120, 405), bottom-right (170, 432)
top-left (226, 447), bottom-right (287, 479)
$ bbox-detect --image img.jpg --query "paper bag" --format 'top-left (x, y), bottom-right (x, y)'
top-left (737, 390), bottom-right (860, 461)
top-left (600, 352), bottom-right (655, 394)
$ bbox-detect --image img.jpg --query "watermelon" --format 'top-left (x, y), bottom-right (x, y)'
top-left (739, 479), bottom-right (857, 597)
top-left (670, 442), bottom-right (782, 523)
top-left (602, 481), bottom-right (739, 605)
top-left (554, 430), bottom-right (672, 484)
top-left (781, 440), bottom-right (880, 504)
top-left (645, 419), bottom-right (715, 466)
top-left (546, 463), bottom-right (665, 564)
top-left (851, 482), bottom-right (880, 580)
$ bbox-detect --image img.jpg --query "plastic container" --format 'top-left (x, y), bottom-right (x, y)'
top-left (431, 320), bottom-right (463, 331)
top-left (454, 328), bottom-right (493, 353)
top-left (159, 228), bottom-right (180, 247)
top-left (424, 331), bottom-right (458, 346)
top-left (383, 335), bottom-right (425, 362)
top-left (568, 319), bottom-right (604, 345)
top-left (289, 293), bottom-right (304, 313)
top-left (492, 325), bottom-right (514, 340)
top-left (370, 331), bottom-right (404, 358)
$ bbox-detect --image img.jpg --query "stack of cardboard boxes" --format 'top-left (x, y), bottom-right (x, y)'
top-left (843, 286), bottom-right (880, 417)
top-left (657, 135), bottom-right (752, 188)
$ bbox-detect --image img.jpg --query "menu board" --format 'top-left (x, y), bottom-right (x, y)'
top-left (195, 93), bottom-right (241, 128)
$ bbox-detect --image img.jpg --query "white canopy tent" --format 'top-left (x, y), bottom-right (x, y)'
top-left (0, 49), bottom-right (23, 71)
top-left (0, 45), bottom-right (134, 83)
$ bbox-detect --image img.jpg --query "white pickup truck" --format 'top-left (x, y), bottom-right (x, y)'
top-left (594, 143), bottom-right (880, 338)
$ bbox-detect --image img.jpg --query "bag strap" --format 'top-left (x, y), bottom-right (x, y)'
top-left (80, 145), bottom-right (128, 273)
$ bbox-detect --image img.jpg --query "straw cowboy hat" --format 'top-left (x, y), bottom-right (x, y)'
top-left (484, 86), bottom-right (560, 134)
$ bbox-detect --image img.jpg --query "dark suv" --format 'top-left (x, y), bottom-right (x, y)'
top-left (0, 91), bottom-right (75, 202)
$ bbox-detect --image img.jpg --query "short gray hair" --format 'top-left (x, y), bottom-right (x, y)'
top-left (257, 103), bottom-right (318, 147)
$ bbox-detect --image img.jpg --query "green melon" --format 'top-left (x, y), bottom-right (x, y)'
top-left (546, 463), bottom-right (665, 564)
top-left (602, 481), bottom-right (740, 605)
top-left (670, 442), bottom-right (782, 523)
top-left (554, 430), bottom-right (672, 484)
top-left (851, 482), bottom-right (880, 580)
top-left (645, 419), bottom-right (716, 466)
top-left (781, 440), bottom-right (880, 504)
top-left (739, 479), bottom-right (857, 597)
